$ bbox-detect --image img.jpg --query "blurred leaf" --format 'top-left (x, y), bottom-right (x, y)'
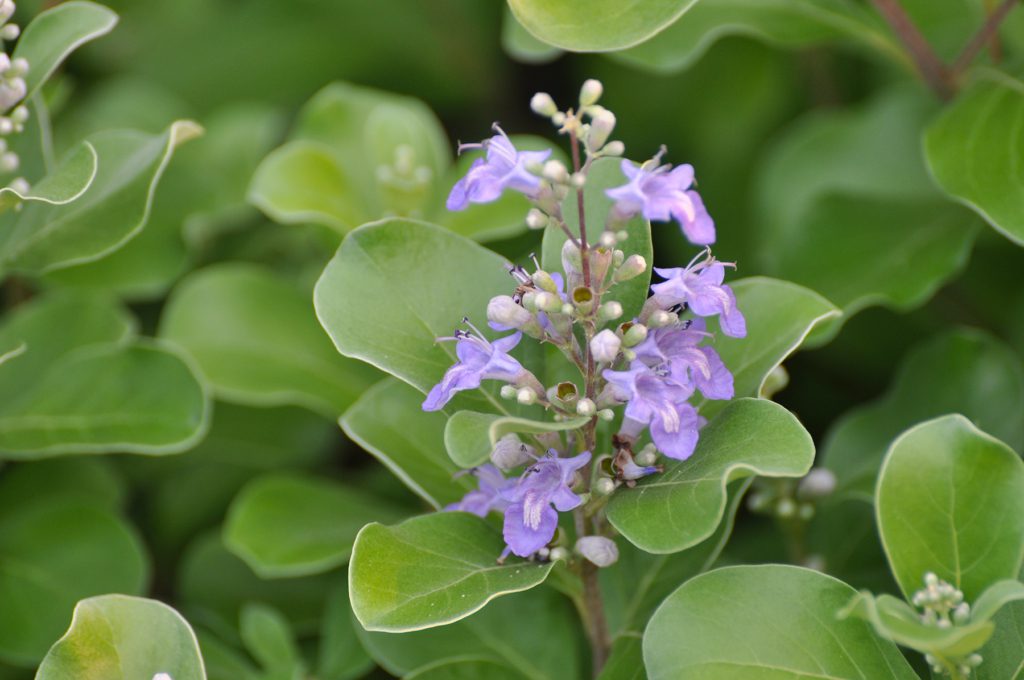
top-left (317, 584), bottom-right (374, 680)
top-left (349, 512), bottom-right (554, 632)
top-left (0, 458), bottom-right (123, 515)
top-left (444, 410), bottom-right (589, 468)
top-left (0, 141), bottom-right (97, 211)
top-left (315, 218), bottom-right (512, 398)
top-left (976, 567), bottom-right (1024, 680)
top-left (877, 415), bottom-right (1024, 602)
top-left (160, 263), bottom-right (378, 417)
top-left (506, 0), bottom-right (698, 51)
top-left (606, 399), bottom-right (813, 553)
top-left (239, 603), bottom-right (301, 676)
top-left (356, 585), bottom-right (581, 679)
top-left (0, 120), bottom-right (201, 275)
top-left (224, 473), bottom-right (404, 579)
top-left (0, 501), bottom-right (147, 666)
top-left (35, 595), bottom-right (204, 680)
top-left (925, 69), bottom-right (1024, 247)
top-left (501, 5), bottom-right (561, 63)
top-left (13, 1), bottom-right (118, 101)
top-left (823, 329), bottom-right (1024, 497)
top-left (341, 378), bottom-right (472, 510)
top-left (597, 634), bottom-right (644, 680)
top-left (643, 565), bottom-right (917, 679)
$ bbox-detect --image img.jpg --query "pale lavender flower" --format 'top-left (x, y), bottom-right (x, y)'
top-left (606, 157), bottom-right (715, 245)
top-left (634, 320), bottom-right (734, 400)
top-left (422, 321), bottom-right (527, 412)
top-left (650, 257), bottom-right (746, 338)
top-left (446, 465), bottom-right (514, 516)
top-left (447, 128), bottom-right (551, 210)
top-left (603, 362), bottom-right (701, 460)
top-left (501, 450), bottom-right (591, 558)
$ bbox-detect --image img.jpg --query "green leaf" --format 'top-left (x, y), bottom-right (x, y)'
top-left (877, 415), bottom-right (1024, 602)
top-left (317, 584), bottom-right (374, 680)
top-left (925, 69), bottom-right (1024, 246)
top-left (349, 512), bottom-right (554, 632)
top-left (160, 263), bottom-right (378, 417)
top-left (643, 565), bottom-right (918, 679)
top-left (0, 141), bottom-right (97, 211)
top-left (823, 329), bottom-right (1024, 497)
top-left (541, 157), bottom-right (653, 319)
top-left (13, 1), bottom-right (119, 101)
top-left (406, 659), bottom-right (526, 679)
top-left (0, 339), bottom-right (210, 459)
top-left (0, 501), bottom-right (148, 665)
top-left (696, 277), bottom-right (839, 420)
top-left (239, 603), bottom-right (301, 674)
top-left (501, 6), bottom-right (561, 64)
top-left (315, 218), bottom-right (512, 395)
top-left (976, 568), bottom-right (1024, 680)
top-left (224, 473), bottom-right (403, 579)
top-left (341, 378), bottom-right (472, 510)
top-left (36, 595), bottom-right (205, 680)
top-left (506, 0), bottom-right (698, 51)
top-left (0, 120), bottom-right (202, 275)
top-left (444, 410), bottom-right (590, 468)
top-left (607, 398), bottom-right (813, 553)
top-left (0, 457), bottom-right (124, 515)
top-left (597, 634), bottom-right (644, 680)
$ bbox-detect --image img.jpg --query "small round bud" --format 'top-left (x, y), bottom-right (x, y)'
top-left (500, 385), bottom-right (518, 400)
top-left (798, 503), bottom-right (815, 521)
top-left (532, 269), bottom-right (559, 293)
top-left (594, 477), bottom-right (616, 496)
top-left (551, 111), bottom-right (566, 126)
top-left (487, 294), bottom-right (532, 330)
top-left (925, 572), bottom-right (939, 588)
top-left (542, 159), bottom-right (569, 184)
top-left (7, 176), bottom-right (28, 194)
top-left (747, 492), bottom-right (770, 512)
top-left (598, 301), bottom-right (623, 322)
top-left (952, 602), bottom-right (971, 625)
top-left (635, 450), bottom-right (657, 467)
top-left (0, 118), bottom-right (12, 135)
top-left (0, 0), bottom-right (14, 25)
top-left (776, 498), bottom-right (797, 518)
top-left (598, 230), bottom-right (617, 248)
top-left (10, 57), bottom-right (27, 76)
top-left (525, 208), bottom-right (547, 230)
top-left (803, 554), bottom-right (826, 572)
top-left (570, 172), bottom-right (585, 189)
top-left (0, 151), bottom-right (17, 172)
top-left (647, 309), bottom-right (677, 328)
top-left (575, 535), bottom-right (618, 567)
top-left (590, 329), bottom-right (621, 364)
top-left (0, 23), bottom-right (18, 41)
top-left (613, 249), bottom-right (625, 266)
top-left (530, 92), bottom-right (557, 117)
top-left (797, 468), bottom-right (837, 500)
top-left (10, 105), bottom-right (27, 124)
top-left (587, 109), bottom-right (616, 149)
top-left (517, 387), bottom-right (537, 405)
top-left (967, 654), bottom-right (983, 668)
top-left (560, 303), bottom-right (574, 315)
top-left (579, 79), bottom-right (603, 107)
top-left (614, 254), bottom-right (647, 282)
top-left (615, 230), bottom-right (629, 242)
top-left (576, 398), bottom-right (596, 417)
top-left (491, 434), bottom-right (536, 471)
top-left (597, 408), bottom-right (614, 421)
top-left (622, 323), bottom-right (648, 347)
top-left (534, 291), bottom-right (563, 313)
top-left (549, 546), bottom-right (570, 562)
top-left (603, 140), bottom-right (625, 156)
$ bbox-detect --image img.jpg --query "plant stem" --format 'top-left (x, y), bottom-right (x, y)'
top-left (869, 0), bottom-right (954, 100)
top-left (952, 0), bottom-right (1018, 76)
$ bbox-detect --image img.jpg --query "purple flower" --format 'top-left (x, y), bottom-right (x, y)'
top-left (501, 450), bottom-right (591, 558)
top-left (650, 259), bottom-right (746, 338)
top-left (445, 465), bottom-right (514, 516)
top-left (606, 158), bottom-right (715, 245)
top-left (603, 362), bottom-right (700, 460)
top-left (422, 321), bottom-right (526, 412)
top-left (634, 320), bottom-right (734, 400)
top-left (447, 129), bottom-right (552, 211)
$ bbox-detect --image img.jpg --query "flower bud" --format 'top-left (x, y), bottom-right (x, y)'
top-left (8, 176), bottom-right (27, 194)
top-left (587, 109), bottom-right (616, 149)
top-left (0, 24), bottom-right (18, 41)
top-left (775, 498), bottom-right (796, 518)
top-left (561, 239), bottom-right (582, 277)
top-left (0, 1), bottom-right (13, 26)
top-left (0, 150), bottom-right (16, 171)
top-left (797, 468), bottom-right (837, 500)
top-left (635, 449), bottom-right (657, 467)
top-left (551, 111), bottom-right (566, 126)
top-left (11, 105), bottom-right (27, 124)
top-left (491, 434), bottom-right (536, 471)
top-left (10, 57), bottom-right (27, 76)
top-left (525, 208), bottom-right (547, 230)
top-left (590, 329), bottom-right (621, 364)
top-left (532, 269), bottom-right (559, 294)
top-left (598, 230), bottom-right (617, 248)
top-left (598, 301), bottom-right (623, 322)
top-left (622, 323), bottom-right (648, 347)
top-left (614, 254), bottom-right (647, 282)
top-left (576, 398), bottom-right (596, 417)
top-left (647, 309), bottom-right (677, 328)
top-left (487, 295), bottom-right (532, 330)
top-left (530, 92), bottom-right (557, 117)
top-left (500, 384), bottom-right (518, 400)
top-left (571, 286), bottom-right (594, 314)
top-left (575, 536), bottom-right (618, 567)
top-left (542, 159), bottom-right (569, 184)
top-left (597, 408), bottom-right (614, 421)
top-left (798, 503), bottom-right (815, 520)
top-left (534, 291), bottom-right (563, 313)
top-left (593, 477), bottom-right (616, 496)
top-left (549, 546), bottom-right (570, 562)
top-left (579, 79), bottom-right (603, 107)
top-left (0, 117), bottom-right (12, 135)
top-left (517, 387), bottom-right (537, 405)
top-left (952, 602), bottom-right (971, 625)
top-left (603, 140), bottom-right (625, 156)
top-left (561, 303), bottom-right (574, 315)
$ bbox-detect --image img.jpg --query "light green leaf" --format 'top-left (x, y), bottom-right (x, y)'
top-left (925, 69), bottom-right (1024, 246)
top-left (0, 502), bottom-right (148, 665)
top-left (0, 141), bottom-right (97, 211)
top-left (877, 415), bottom-right (1024, 602)
top-left (695, 277), bottom-right (839, 420)
top-left (349, 512), bottom-right (554, 632)
top-left (0, 120), bottom-right (202, 275)
top-left (607, 398), bottom-right (813, 553)
top-left (506, 0), bottom-right (698, 51)
top-left (13, 1), bottom-right (119, 101)
top-left (341, 378), bottom-right (472, 510)
top-left (823, 329), bottom-right (1024, 497)
top-left (643, 565), bottom-right (918, 679)
top-left (239, 603), bottom-right (301, 674)
top-left (597, 634), bottom-right (644, 680)
top-left (315, 218), bottom-right (512, 395)
top-left (444, 410), bottom-right (590, 468)
top-left (160, 263), bottom-right (378, 417)
top-left (317, 584), bottom-right (374, 680)
top-left (407, 660), bottom-right (526, 679)
top-left (976, 568), bottom-right (1024, 680)
top-left (0, 339), bottom-right (210, 459)
top-left (501, 6), bottom-right (561, 64)
top-left (35, 595), bottom-right (205, 680)
top-left (224, 473), bottom-right (403, 579)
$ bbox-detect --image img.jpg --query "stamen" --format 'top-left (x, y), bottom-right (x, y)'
top-left (456, 141), bottom-right (483, 155)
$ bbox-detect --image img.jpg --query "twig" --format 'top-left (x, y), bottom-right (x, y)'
top-left (869, 0), bottom-right (954, 100)
top-left (952, 0), bottom-right (1018, 76)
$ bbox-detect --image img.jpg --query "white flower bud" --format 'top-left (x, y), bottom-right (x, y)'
top-left (487, 295), bottom-right (532, 329)
top-left (542, 159), bottom-right (569, 184)
top-left (952, 602), bottom-right (971, 625)
top-left (10, 57), bottom-right (27, 76)
top-left (560, 303), bottom-right (574, 315)
top-left (797, 468), bottom-right (837, 500)
top-left (776, 498), bottom-right (796, 518)
top-left (575, 536), bottom-right (618, 567)
top-left (613, 249), bottom-right (625, 266)
top-left (551, 111), bottom-right (566, 126)
top-left (491, 434), bottom-right (536, 471)
top-left (534, 291), bottom-right (563, 313)
top-left (570, 172), bottom-right (585, 189)
top-left (597, 408), bottom-right (614, 421)
top-left (647, 309), bottom-right (677, 328)
top-left (614, 254), bottom-right (647, 282)
top-left (603, 140), bottom-right (625, 157)
top-left (0, 117), bottom-right (12, 135)
top-left (0, 150), bottom-right (17, 172)
top-left (590, 329), bottom-right (621, 364)
top-left (517, 387), bottom-right (537, 405)
top-left (576, 398), bottom-right (597, 417)
top-left (0, 24), bottom-right (18, 41)
top-left (10, 105), bottom-right (27, 124)
top-left (0, 78), bottom-right (25, 110)
top-left (579, 79), bottom-right (603, 107)
top-left (599, 230), bottom-right (617, 248)
top-left (549, 546), bottom-right (570, 562)
top-left (153, 674), bottom-right (173, 680)
top-left (598, 301), bottom-right (623, 322)
top-left (526, 208), bottom-right (547, 230)
top-left (622, 324), bottom-right (648, 347)
top-left (500, 384), bottom-right (518, 400)
top-left (7, 176), bottom-right (27, 193)
top-left (635, 450), bottom-right (657, 467)
top-left (532, 269), bottom-right (559, 293)
top-left (530, 92), bottom-right (558, 117)
top-left (593, 477), bottom-right (616, 496)
top-left (587, 109), bottom-right (616, 149)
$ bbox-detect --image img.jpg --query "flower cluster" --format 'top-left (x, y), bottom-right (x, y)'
top-left (425, 80), bottom-right (746, 564)
top-left (0, 0), bottom-right (29, 192)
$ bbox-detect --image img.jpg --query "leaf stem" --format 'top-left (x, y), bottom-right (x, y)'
top-left (869, 0), bottom-right (953, 100)
top-left (952, 0), bottom-right (1018, 77)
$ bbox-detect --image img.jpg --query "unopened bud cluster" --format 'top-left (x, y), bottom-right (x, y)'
top-left (0, 1), bottom-right (29, 196)
top-left (748, 468), bottom-right (836, 521)
top-left (912, 573), bottom-right (983, 677)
